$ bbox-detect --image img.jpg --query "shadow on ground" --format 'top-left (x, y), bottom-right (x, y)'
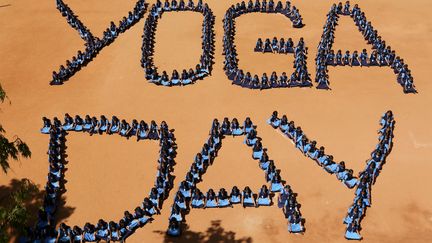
top-left (0, 178), bottom-right (75, 240)
top-left (154, 220), bottom-right (253, 243)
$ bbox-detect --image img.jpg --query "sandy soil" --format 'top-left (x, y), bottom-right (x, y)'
top-left (0, 0), bottom-right (432, 242)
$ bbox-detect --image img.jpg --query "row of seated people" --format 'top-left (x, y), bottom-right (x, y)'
top-left (315, 1), bottom-right (416, 93)
top-left (223, 1), bottom-right (304, 90)
top-left (51, 0), bottom-right (147, 85)
top-left (29, 127), bottom-right (66, 241)
top-left (249, 130), bottom-right (304, 234)
top-left (231, 0), bottom-right (303, 27)
top-left (227, 39), bottom-right (312, 89)
top-left (173, 185), bottom-right (274, 211)
top-left (166, 117), bottom-right (303, 236)
top-left (344, 111), bottom-right (395, 240)
top-left (267, 111), bottom-right (358, 188)
top-left (326, 49), bottom-right (396, 67)
top-left (141, 0), bottom-right (214, 86)
top-left (254, 37), bottom-right (296, 54)
top-left (30, 116), bottom-right (177, 242)
top-left (55, 0), bottom-right (94, 43)
top-left (41, 115), bottom-right (164, 141)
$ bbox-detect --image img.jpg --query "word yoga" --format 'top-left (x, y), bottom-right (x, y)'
top-left (50, 0), bottom-right (416, 93)
top-left (32, 111), bottom-right (395, 242)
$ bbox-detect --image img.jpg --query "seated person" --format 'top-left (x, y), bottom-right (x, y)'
top-left (218, 188), bottom-right (231, 207)
top-left (119, 119), bottom-right (131, 137)
top-left (260, 73), bottom-right (270, 89)
top-left (179, 181), bottom-right (192, 199)
top-left (369, 51), bottom-right (378, 66)
top-left (267, 111), bottom-right (281, 128)
top-left (149, 188), bottom-right (160, 208)
top-left (174, 191), bottom-right (187, 210)
top-left (288, 211), bottom-right (304, 233)
top-left (109, 221), bottom-right (120, 241)
top-left (279, 38), bottom-right (286, 53)
top-left (166, 219), bottom-right (181, 237)
top-left (160, 71), bottom-right (171, 86)
top-left (230, 186), bottom-right (242, 204)
top-left (336, 50), bottom-right (343, 65)
top-left (257, 185), bottom-right (272, 206)
top-left (57, 223), bottom-right (72, 243)
top-left (326, 50), bottom-right (335, 65)
top-left (242, 72), bottom-right (252, 88)
top-left (191, 188), bottom-right (205, 208)
top-left (360, 49), bottom-right (369, 67)
top-left (205, 189), bottom-right (218, 208)
top-left (259, 151), bottom-right (271, 170)
top-left (221, 117), bottom-right (231, 135)
top-left (245, 129), bottom-right (258, 146)
top-left (252, 140), bottom-right (264, 159)
top-left (181, 69), bottom-right (192, 85)
top-left (270, 72), bottom-right (279, 87)
top-left (270, 172), bottom-right (284, 192)
top-left (231, 118), bottom-right (243, 136)
top-left (263, 38), bottom-right (272, 53)
top-left (118, 219), bottom-right (132, 239)
top-left (148, 120), bottom-right (160, 140)
top-left (73, 115), bottom-right (84, 131)
top-left (41, 117), bottom-right (52, 134)
top-left (343, 51), bottom-right (351, 66)
top-left (83, 223), bottom-right (96, 242)
top-left (137, 120), bottom-right (149, 141)
top-left (277, 185), bottom-right (293, 208)
top-left (288, 72), bottom-right (299, 87)
top-left (95, 219), bottom-right (109, 241)
top-left (108, 116), bottom-right (120, 134)
top-left (268, 0), bottom-right (275, 12)
top-left (285, 38), bottom-right (294, 53)
top-left (72, 226), bottom-right (83, 242)
top-left (243, 117), bottom-right (254, 133)
top-left (251, 75), bottom-right (260, 89)
top-left (254, 38), bottom-right (263, 52)
top-left (271, 37), bottom-right (279, 52)
top-left (279, 115), bottom-right (289, 132)
top-left (171, 70), bottom-right (181, 85)
top-left (242, 186), bottom-right (255, 207)
top-left (169, 205), bottom-right (183, 223)
top-left (129, 119), bottom-right (138, 137)
top-left (62, 113), bottom-right (74, 131)
top-left (325, 160), bottom-right (345, 174)
top-left (233, 70), bottom-right (245, 85)
top-left (142, 197), bottom-right (160, 215)
top-left (345, 221), bottom-right (362, 240)
top-left (351, 50), bottom-right (360, 66)
top-left (163, 0), bottom-right (171, 11)
top-left (134, 207), bottom-right (151, 226)
top-left (305, 141), bottom-right (319, 159)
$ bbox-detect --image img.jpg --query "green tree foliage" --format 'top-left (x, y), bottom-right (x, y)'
top-left (0, 179), bottom-right (39, 243)
top-left (0, 84), bottom-right (34, 242)
top-left (0, 84), bottom-right (31, 173)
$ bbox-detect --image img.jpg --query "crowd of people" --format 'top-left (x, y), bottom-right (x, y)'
top-left (251, 37), bottom-right (312, 88)
top-left (28, 115), bottom-right (177, 242)
top-left (51, 0), bottom-right (147, 85)
top-left (267, 111), bottom-right (358, 188)
top-left (223, 1), bottom-right (306, 90)
top-left (315, 1), bottom-right (416, 93)
top-left (141, 0), bottom-right (215, 86)
top-left (254, 37), bottom-right (295, 54)
top-left (55, 0), bottom-right (94, 43)
top-left (343, 111), bottom-right (395, 240)
top-left (166, 117), bottom-right (304, 237)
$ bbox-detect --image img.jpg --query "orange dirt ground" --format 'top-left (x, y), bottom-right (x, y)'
top-left (0, 0), bottom-right (432, 242)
